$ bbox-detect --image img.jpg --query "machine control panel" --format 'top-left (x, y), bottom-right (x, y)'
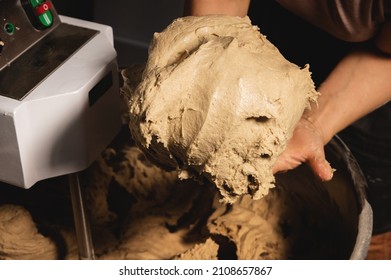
top-left (0, 0), bottom-right (60, 70)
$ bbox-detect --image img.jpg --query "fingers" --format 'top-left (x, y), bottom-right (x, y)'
top-left (271, 158), bottom-right (284, 174)
top-left (272, 153), bottom-right (303, 174)
top-left (272, 156), bottom-right (293, 174)
top-left (272, 149), bottom-right (334, 181)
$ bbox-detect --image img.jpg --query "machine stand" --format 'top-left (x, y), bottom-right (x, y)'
top-left (68, 173), bottom-right (95, 260)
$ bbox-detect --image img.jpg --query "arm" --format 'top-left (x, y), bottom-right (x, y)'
top-left (184, 0), bottom-right (250, 17)
top-left (273, 40), bottom-right (391, 180)
top-left (310, 46), bottom-right (391, 145)
top-left (306, 19), bottom-right (391, 143)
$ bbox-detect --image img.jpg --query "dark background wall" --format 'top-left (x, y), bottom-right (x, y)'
top-left (52, 0), bottom-right (185, 67)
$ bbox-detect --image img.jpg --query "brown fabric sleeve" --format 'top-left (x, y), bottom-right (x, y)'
top-left (276, 0), bottom-right (391, 42)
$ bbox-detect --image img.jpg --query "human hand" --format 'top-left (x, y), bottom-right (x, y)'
top-left (272, 117), bottom-right (334, 181)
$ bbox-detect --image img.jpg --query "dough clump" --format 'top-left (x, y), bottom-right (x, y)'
top-left (0, 204), bottom-right (57, 259)
top-left (129, 15), bottom-right (318, 203)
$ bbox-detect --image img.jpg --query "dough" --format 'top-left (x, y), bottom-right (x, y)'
top-left (128, 15), bottom-right (318, 203)
top-left (0, 204), bottom-right (57, 259)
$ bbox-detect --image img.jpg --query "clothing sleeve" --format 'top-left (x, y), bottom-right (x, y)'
top-left (276, 0), bottom-right (391, 42)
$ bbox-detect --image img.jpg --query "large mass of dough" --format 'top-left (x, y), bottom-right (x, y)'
top-left (129, 15), bottom-right (318, 203)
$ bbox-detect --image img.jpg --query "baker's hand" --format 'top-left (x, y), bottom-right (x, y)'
top-left (272, 117), bottom-right (334, 181)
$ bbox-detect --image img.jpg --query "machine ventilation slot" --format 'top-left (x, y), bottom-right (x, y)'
top-left (88, 71), bottom-right (113, 106)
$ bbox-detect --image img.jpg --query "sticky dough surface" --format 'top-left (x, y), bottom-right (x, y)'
top-left (129, 15), bottom-right (318, 203)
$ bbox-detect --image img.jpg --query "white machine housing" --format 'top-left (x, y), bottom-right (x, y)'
top-left (0, 16), bottom-right (122, 188)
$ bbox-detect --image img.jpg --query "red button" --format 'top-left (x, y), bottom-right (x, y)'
top-left (35, 1), bottom-right (52, 16)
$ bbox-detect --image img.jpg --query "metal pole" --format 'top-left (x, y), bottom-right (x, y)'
top-left (68, 173), bottom-right (95, 260)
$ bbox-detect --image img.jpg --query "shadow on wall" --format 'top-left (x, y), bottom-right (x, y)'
top-left (52, 0), bottom-right (186, 67)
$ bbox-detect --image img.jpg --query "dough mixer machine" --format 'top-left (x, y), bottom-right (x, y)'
top-left (0, 0), bottom-right (122, 259)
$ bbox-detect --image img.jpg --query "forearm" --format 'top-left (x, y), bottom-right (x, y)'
top-left (306, 46), bottom-right (391, 144)
top-left (184, 0), bottom-right (250, 17)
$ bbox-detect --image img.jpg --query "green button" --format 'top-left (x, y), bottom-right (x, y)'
top-left (38, 11), bottom-right (53, 27)
top-left (30, 0), bottom-right (53, 28)
top-left (30, 0), bottom-right (43, 8)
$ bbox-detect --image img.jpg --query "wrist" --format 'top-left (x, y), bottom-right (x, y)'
top-left (300, 114), bottom-right (328, 145)
top-left (184, 0), bottom-right (250, 17)
top-left (302, 99), bottom-right (336, 145)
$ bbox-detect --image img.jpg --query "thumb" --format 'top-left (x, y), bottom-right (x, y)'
top-left (308, 150), bottom-right (334, 181)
